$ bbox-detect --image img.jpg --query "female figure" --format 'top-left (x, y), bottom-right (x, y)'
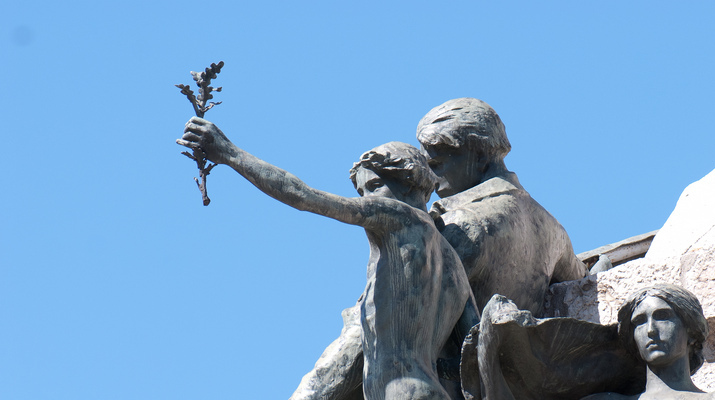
top-left (178, 118), bottom-right (477, 400)
top-left (583, 284), bottom-right (711, 399)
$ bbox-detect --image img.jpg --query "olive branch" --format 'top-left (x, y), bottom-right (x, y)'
top-left (176, 61), bottom-right (224, 206)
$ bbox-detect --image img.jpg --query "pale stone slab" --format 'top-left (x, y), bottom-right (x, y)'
top-left (646, 169), bottom-right (715, 262)
top-left (577, 231), bottom-right (657, 270)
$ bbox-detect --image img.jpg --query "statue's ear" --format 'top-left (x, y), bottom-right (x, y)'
top-left (462, 135), bottom-right (488, 158)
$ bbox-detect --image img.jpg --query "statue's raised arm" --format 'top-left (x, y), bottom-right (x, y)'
top-left (179, 117), bottom-right (404, 230)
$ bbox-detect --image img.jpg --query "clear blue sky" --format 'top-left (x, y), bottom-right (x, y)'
top-left (3, 1), bottom-right (714, 399)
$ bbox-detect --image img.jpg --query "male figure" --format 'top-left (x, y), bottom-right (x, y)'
top-left (178, 119), bottom-right (477, 400)
top-left (417, 98), bottom-right (588, 315)
top-left (292, 99), bottom-right (590, 399)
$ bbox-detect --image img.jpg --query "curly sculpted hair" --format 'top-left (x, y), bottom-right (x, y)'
top-left (348, 141), bottom-right (436, 201)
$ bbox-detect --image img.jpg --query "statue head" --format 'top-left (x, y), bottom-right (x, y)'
top-left (416, 98), bottom-right (510, 158)
top-left (416, 98), bottom-right (511, 197)
top-left (349, 142), bottom-right (437, 206)
top-left (617, 284), bottom-right (708, 374)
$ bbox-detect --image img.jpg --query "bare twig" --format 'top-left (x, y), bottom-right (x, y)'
top-left (181, 151), bottom-right (197, 161)
top-left (176, 84), bottom-right (203, 117)
top-left (176, 61), bottom-right (225, 206)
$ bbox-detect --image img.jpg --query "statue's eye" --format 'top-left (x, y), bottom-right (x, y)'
top-left (652, 309), bottom-right (675, 321)
top-left (631, 314), bottom-right (646, 326)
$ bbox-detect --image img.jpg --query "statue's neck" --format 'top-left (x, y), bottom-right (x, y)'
top-left (643, 358), bottom-right (701, 395)
top-left (478, 160), bottom-right (509, 185)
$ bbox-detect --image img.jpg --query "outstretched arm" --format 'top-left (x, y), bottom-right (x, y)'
top-left (177, 117), bottom-right (402, 229)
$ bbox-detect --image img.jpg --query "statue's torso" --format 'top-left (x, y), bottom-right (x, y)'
top-left (432, 173), bottom-right (586, 315)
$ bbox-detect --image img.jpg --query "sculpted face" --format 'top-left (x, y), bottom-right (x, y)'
top-left (420, 143), bottom-right (488, 198)
top-left (631, 296), bottom-right (690, 368)
top-left (354, 167), bottom-right (405, 201)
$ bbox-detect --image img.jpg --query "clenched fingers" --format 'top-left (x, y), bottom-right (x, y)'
top-left (184, 121), bottom-right (206, 136)
top-left (176, 138), bottom-right (201, 150)
top-left (181, 131), bottom-right (201, 142)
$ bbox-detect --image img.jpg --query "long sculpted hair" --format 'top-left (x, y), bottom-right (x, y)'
top-left (617, 284), bottom-right (709, 374)
top-left (349, 141), bottom-right (437, 203)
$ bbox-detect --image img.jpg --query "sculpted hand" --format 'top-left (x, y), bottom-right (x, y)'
top-left (177, 117), bottom-right (235, 165)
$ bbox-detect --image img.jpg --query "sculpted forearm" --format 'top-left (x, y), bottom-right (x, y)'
top-left (226, 147), bottom-right (341, 216)
top-left (179, 117), bottom-right (402, 229)
top-left (228, 150), bottom-right (408, 231)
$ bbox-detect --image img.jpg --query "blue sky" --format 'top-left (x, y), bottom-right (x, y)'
top-left (3, 1), bottom-right (715, 399)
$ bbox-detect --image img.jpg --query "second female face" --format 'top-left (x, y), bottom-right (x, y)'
top-left (631, 296), bottom-right (691, 369)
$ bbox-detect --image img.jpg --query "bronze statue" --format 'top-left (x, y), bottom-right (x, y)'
top-left (176, 98), bottom-right (600, 399)
top-left (274, 98), bottom-right (593, 399)
top-left (178, 119), bottom-right (477, 399)
top-left (583, 285), bottom-right (712, 399)
top-left (416, 97), bottom-right (589, 316)
top-left (467, 285), bottom-right (711, 400)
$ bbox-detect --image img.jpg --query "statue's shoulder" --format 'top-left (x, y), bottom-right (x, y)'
top-left (436, 183), bottom-right (522, 218)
